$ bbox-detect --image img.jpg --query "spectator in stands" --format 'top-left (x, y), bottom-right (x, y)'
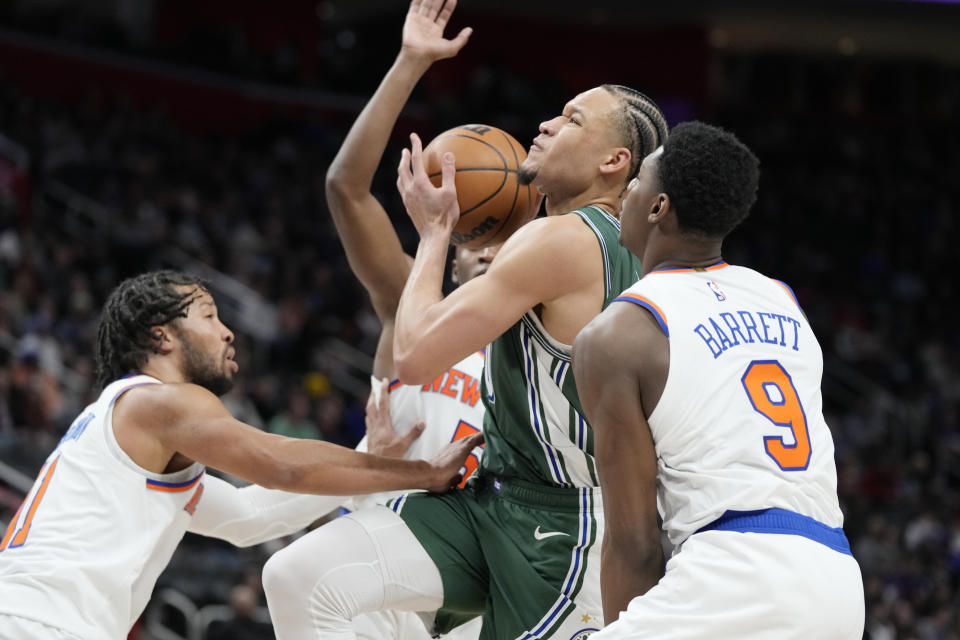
top-left (267, 387), bottom-right (320, 440)
top-left (206, 583), bottom-right (273, 640)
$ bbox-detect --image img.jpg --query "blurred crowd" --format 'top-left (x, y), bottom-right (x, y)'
top-left (0, 26), bottom-right (958, 639)
top-left (711, 54), bottom-right (960, 639)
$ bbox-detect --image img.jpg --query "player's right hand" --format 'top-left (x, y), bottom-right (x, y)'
top-left (425, 431), bottom-right (484, 493)
top-left (401, 0), bottom-right (472, 63)
top-left (397, 133), bottom-right (460, 240)
top-left (365, 378), bottom-right (426, 458)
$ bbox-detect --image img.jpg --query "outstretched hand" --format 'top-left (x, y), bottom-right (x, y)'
top-left (365, 378), bottom-right (425, 458)
top-left (425, 430), bottom-right (484, 493)
top-left (397, 133), bottom-right (460, 240)
top-left (402, 0), bottom-right (472, 63)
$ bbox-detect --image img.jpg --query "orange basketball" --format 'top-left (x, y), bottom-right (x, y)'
top-left (423, 124), bottom-right (539, 249)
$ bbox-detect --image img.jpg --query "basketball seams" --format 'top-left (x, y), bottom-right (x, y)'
top-left (457, 175), bottom-right (509, 215)
top-left (434, 133), bottom-right (510, 169)
top-left (426, 133), bottom-right (509, 216)
top-left (423, 125), bottom-right (536, 248)
top-left (426, 167), bottom-right (520, 176)
top-left (488, 129), bottom-right (524, 245)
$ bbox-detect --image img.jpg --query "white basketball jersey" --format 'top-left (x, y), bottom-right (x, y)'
top-left (616, 263), bottom-right (843, 550)
top-left (352, 351), bottom-right (486, 510)
top-left (0, 375), bottom-right (206, 639)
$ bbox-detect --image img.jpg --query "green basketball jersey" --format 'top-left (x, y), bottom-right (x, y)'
top-left (478, 205), bottom-right (643, 488)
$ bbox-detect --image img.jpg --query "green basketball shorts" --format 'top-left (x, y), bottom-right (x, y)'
top-left (387, 474), bottom-right (605, 640)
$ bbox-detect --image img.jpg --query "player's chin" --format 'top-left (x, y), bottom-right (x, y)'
top-left (517, 163), bottom-right (537, 187)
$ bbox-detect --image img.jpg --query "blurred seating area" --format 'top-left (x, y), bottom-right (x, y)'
top-left (711, 53), bottom-right (960, 639)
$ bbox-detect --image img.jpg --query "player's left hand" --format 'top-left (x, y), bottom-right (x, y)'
top-left (365, 378), bottom-right (425, 458)
top-left (397, 132), bottom-right (460, 240)
top-left (401, 0), bottom-right (472, 64)
top-left (425, 430), bottom-right (484, 493)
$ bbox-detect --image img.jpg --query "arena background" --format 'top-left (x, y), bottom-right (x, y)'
top-left (0, 0), bottom-right (957, 637)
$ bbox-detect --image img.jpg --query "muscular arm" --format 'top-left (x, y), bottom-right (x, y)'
top-left (189, 379), bottom-right (428, 547)
top-left (393, 212), bottom-right (601, 383)
top-left (115, 383), bottom-right (482, 494)
top-left (325, 0), bottom-right (471, 378)
top-left (572, 302), bottom-right (668, 622)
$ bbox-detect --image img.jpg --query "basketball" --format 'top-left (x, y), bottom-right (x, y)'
top-left (422, 124), bottom-right (539, 249)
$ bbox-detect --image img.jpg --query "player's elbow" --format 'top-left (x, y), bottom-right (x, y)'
top-left (393, 355), bottom-right (433, 386)
top-left (324, 163), bottom-right (357, 208)
top-left (606, 524), bottom-right (664, 579)
top-left (393, 346), bottom-right (440, 386)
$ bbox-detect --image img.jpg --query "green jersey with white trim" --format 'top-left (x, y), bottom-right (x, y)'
top-left (478, 205), bottom-right (643, 488)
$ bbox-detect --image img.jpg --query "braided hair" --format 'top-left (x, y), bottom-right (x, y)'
top-left (602, 84), bottom-right (670, 182)
top-left (94, 270), bottom-right (208, 390)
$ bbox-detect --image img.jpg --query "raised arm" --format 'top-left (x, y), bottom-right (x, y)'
top-left (392, 135), bottom-right (594, 383)
top-left (116, 383), bottom-right (481, 495)
top-left (572, 301), bottom-right (668, 623)
top-left (325, 0), bottom-right (471, 376)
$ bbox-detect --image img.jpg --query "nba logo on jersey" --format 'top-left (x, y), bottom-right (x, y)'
top-left (707, 280), bottom-right (726, 301)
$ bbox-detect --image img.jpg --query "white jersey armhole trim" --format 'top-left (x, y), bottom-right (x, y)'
top-left (632, 284), bottom-right (676, 429)
top-left (103, 376), bottom-right (206, 484)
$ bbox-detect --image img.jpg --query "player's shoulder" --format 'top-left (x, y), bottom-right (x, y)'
top-left (116, 381), bottom-right (222, 423)
top-left (575, 297), bottom-right (658, 371)
top-left (498, 210), bottom-right (602, 262)
top-left (715, 264), bottom-right (798, 302)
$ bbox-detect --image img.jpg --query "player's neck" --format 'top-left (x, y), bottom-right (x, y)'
top-left (589, 202), bottom-right (618, 218)
top-left (545, 194), bottom-right (619, 217)
top-left (140, 357), bottom-right (188, 385)
top-left (642, 240), bottom-right (725, 274)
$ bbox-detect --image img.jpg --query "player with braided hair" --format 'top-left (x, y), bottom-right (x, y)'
top-left (94, 270), bottom-right (228, 392)
top-left (599, 84), bottom-right (669, 184)
top-left (0, 269), bottom-right (481, 640)
top-left (262, 3), bottom-right (668, 635)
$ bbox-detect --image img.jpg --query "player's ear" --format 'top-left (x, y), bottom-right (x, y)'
top-left (600, 147), bottom-right (631, 177)
top-left (649, 194), bottom-right (669, 222)
top-left (150, 325), bottom-right (175, 354)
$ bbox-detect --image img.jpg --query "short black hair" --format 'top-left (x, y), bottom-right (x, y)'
top-left (602, 84), bottom-right (669, 182)
top-left (658, 121), bottom-right (760, 238)
top-left (95, 270), bottom-right (208, 389)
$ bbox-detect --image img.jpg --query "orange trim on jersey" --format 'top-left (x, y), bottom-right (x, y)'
top-left (649, 261), bottom-right (729, 275)
top-left (615, 293), bottom-right (670, 337)
top-left (773, 279), bottom-right (801, 309)
top-left (10, 456), bottom-right (60, 547)
top-left (616, 294), bottom-right (668, 325)
top-left (146, 470), bottom-right (204, 493)
top-left (0, 498), bottom-right (25, 550)
top-left (388, 379), bottom-right (403, 392)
